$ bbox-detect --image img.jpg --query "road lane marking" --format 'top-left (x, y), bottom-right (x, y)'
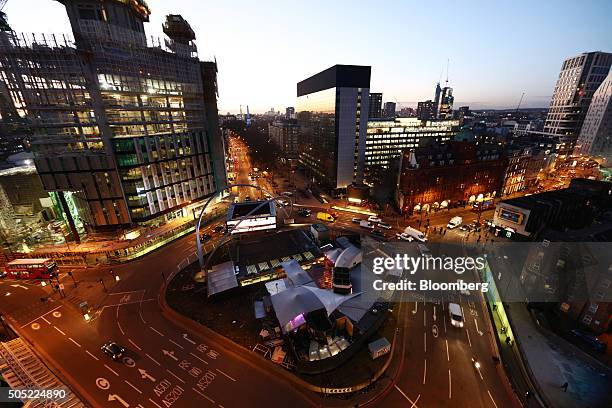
top-left (445, 339), bottom-right (450, 361)
top-left (124, 380), bottom-right (142, 394)
top-left (139, 310), bottom-right (147, 324)
top-left (424, 331), bottom-right (426, 353)
top-left (104, 364), bottom-right (119, 377)
top-left (166, 369), bottom-right (186, 384)
top-left (192, 387), bottom-right (215, 404)
top-left (423, 359), bottom-right (427, 384)
top-left (182, 333), bottom-right (196, 345)
top-left (53, 326), bottom-right (66, 336)
top-left (68, 337), bottom-right (81, 348)
top-left (128, 338), bottom-right (142, 351)
top-left (394, 385), bottom-right (419, 407)
top-left (149, 398), bottom-right (164, 408)
top-left (448, 369), bottom-right (452, 399)
top-left (20, 305), bottom-right (63, 328)
top-left (466, 328), bottom-right (472, 347)
top-left (189, 352), bottom-right (209, 365)
top-left (116, 306), bottom-right (125, 335)
top-left (41, 317), bottom-right (51, 325)
top-left (488, 390), bottom-right (498, 408)
top-left (146, 353), bottom-right (161, 366)
top-left (423, 308), bottom-right (426, 327)
top-left (150, 326), bottom-right (164, 336)
top-left (86, 350), bottom-right (99, 361)
top-left (169, 339), bottom-right (184, 350)
top-left (215, 368), bottom-right (236, 382)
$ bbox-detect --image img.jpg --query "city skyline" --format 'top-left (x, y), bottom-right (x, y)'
top-left (5, 0), bottom-right (612, 113)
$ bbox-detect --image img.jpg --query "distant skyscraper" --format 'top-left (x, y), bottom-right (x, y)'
top-left (368, 92), bottom-right (383, 119)
top-left (296, 64), bottom-right (370, 190)
top-left (437, 86), bottom-right (454, 119)
top-left (433, 82), bottom-right (442, 117)
top-left (383, 101), bottom-right (396, 118)
top-left (0, 2), bottom-right (226, 234)
top-left (576, 72), bottom-right (612, 161)
top-left (285, 106), bottom-right (295, 119)
top-left (544, 51), bottom-right (612, 156)
top-left (417, 100), bottom-right (436, 121)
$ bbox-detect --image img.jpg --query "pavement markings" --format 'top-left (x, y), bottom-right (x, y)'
top-left (466, 328), bottom-right (472, 347)
top-left (21, 305), bottom-right (63, 328)
top-left (445, 339), bottom-right (450, 361)
top-left (139, 310), bottom-right (147, 324)
top-left (215, 368), bottom-right (236, 382)
top-left (41, 316), bottom-right (51, 325)
top-left (423, 308), bottom-right (426, 327)
top-left (423, 331), bottom-right (426, 353)
top-left (149, 398), bottom-right (164, 408)
top-left (104, 364), bottom-right (119, 377)
top-left (422, 358), bottom-right (427, 384)
top-left (124, 380), bottom-right (143, 394)
top-left (53, 326), bottom-right (66, 336)
top-left (394, 385), bottom-right (420, 407)
top-left (86, 350), bottom-right (99, 361)
top-left (68, 337), bottom-right (81, 348)
top-left (150, 326), bottom-right (164, 337)
top-left (116, 307), bottom-right (125, 335)
top-left (190, 352), bottom-right (209, 365)
top-left (128, 338), bottom-right (142, 351)
top-left (166, 369), bottom-right (186, 384)
top-left (192, 387), bottom-right (216, 404)
top-left (487, 390), bottom-right (499, 408)
top-left (448, 369), bottom-right (452, 399)
top-left (169, 339), bottom-right (184, 350)
top-left (146, 353), bottom-right (161, 366)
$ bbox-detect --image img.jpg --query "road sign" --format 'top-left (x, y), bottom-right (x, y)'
top-left (96, 377), bottom-right (110, 390)
top-left (59, 284), bottom-right (65, 290)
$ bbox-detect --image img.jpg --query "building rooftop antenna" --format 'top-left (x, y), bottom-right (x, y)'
top-left (445, 58), bottom-right (450, 86)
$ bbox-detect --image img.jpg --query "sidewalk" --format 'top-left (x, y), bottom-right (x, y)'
top-left (508, 303), bottom-right (612, 408)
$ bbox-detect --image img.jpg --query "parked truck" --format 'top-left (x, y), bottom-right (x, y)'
top-left (447, 216), bottom-right (462, 229)
top-left (316, 212), bottom-right (336, 222)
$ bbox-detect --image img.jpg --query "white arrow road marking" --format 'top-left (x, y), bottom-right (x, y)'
top-left (108, 394), bottom-right (129, 407)
top-left (138, 368), bottom-right (156, 382)
top-left (162, 349), bottom-right (178, 361)
top-left (10, 284), bottom-right (28, 290)
top-left (474, 318), bottom-right (483, 335)
top-left (182, 333), bottom-right (196, 345)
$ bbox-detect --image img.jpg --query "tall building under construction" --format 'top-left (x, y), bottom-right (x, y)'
top-left (0, 0), bottom-right (226, 235)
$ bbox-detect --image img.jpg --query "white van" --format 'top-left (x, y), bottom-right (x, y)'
top-left (447, 216), bottom-right (462, 229)
top-left (448, 303), bottom-right (464, 328)
top-left (403, 226), bottom-right (427, 242)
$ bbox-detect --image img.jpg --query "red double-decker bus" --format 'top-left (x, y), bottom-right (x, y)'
top-left (4, 258), bottom-right (58, 279)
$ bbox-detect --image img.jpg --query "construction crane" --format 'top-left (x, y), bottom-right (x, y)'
top-left (0, 0), bottom-right (10, 32)
top-left (515, 92), bottom-right (525, 112)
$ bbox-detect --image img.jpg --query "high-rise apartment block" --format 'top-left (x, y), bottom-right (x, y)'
top-left (383, 101), bottom-right (396, 118)
top-left (269, 120), bottom-right (299, 159)
top-left (417, 100), bottom-right (436, 121)
top-left (368, 92), bottom-right (382, 119)
top-left (544, 51), bottom-right (612, 156)
top-left (0, 1), bottom-right (226, 233)
top-left (576, 72), bottom-right (612, 161)
top-left (296, 65), bottom-right (370, 190)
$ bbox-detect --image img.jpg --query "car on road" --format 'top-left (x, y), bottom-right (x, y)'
top-left (281, 191), bottom-right (293, 197)
top-left (213, 225), bottom-right (225, 233)
top-left (370, 229), bottom-right (388, 241)
top-left (244, 196), bottom-right (251, 201)
top-left (377, 222), bottom-right (392, 230)
top-left (200, 233), bottom-right (211, 241)
top-left (359, 220), bottom-right (375, 230)
top-left (297, 208), bottom-right (311, 217)
top-left (351, 217), bottom-right (362, 224)
top-left (367, 215), bottom-right (382, 223)
top-left (101, 341), bottom-right (125, 360)
top-left (0, 270), bottom-right (6, 279)
top-left (396, 232), bottom-right (414, 241)
top-left (570, 329), bottom-right (607, 354)
top-left (459, 224), bottom-right (472, 232)
top-left (471, 221), bottom-right (482, 232)
top-left (447, 216), bottom-right (462, 229)
top-left (448, 303), bottom-right (464, 328)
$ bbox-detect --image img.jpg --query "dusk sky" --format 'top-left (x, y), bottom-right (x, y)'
top-left (6, 0), bottom-right (612, 113)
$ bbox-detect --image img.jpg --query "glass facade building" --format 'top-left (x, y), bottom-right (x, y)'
top-left (296, 65), bottom-right (370, 190)
top-left (365, 118), bottom-right (460, 169)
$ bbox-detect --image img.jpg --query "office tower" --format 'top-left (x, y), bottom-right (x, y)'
top-left (365, 118), bottom-right (459, 169)
top-left (544, 51), bottom-right (612, 156)
top-left (437, 86), bottom-right (454, 119)
top-left (383, 101), bottom-right (396, 118)
top-left (417, 100), bottom-right (437, 121)
top-left (454, 106), bottom-right (471, 123)
top-left (433, 82), bottom-right (442, 117)
top-left (285, 106), bottom-right (295, 119)
top-left (0, 1), bottom-right (226, 234)
top-left (296, 64), bottom-right (370, 190)
top-left (368, 92), bottom-right (382, 119)
top-left (576, 72), bottom-right (612, 161)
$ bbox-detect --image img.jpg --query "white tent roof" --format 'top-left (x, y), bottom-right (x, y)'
top-left (281, 259), bottom-right (313, 287)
